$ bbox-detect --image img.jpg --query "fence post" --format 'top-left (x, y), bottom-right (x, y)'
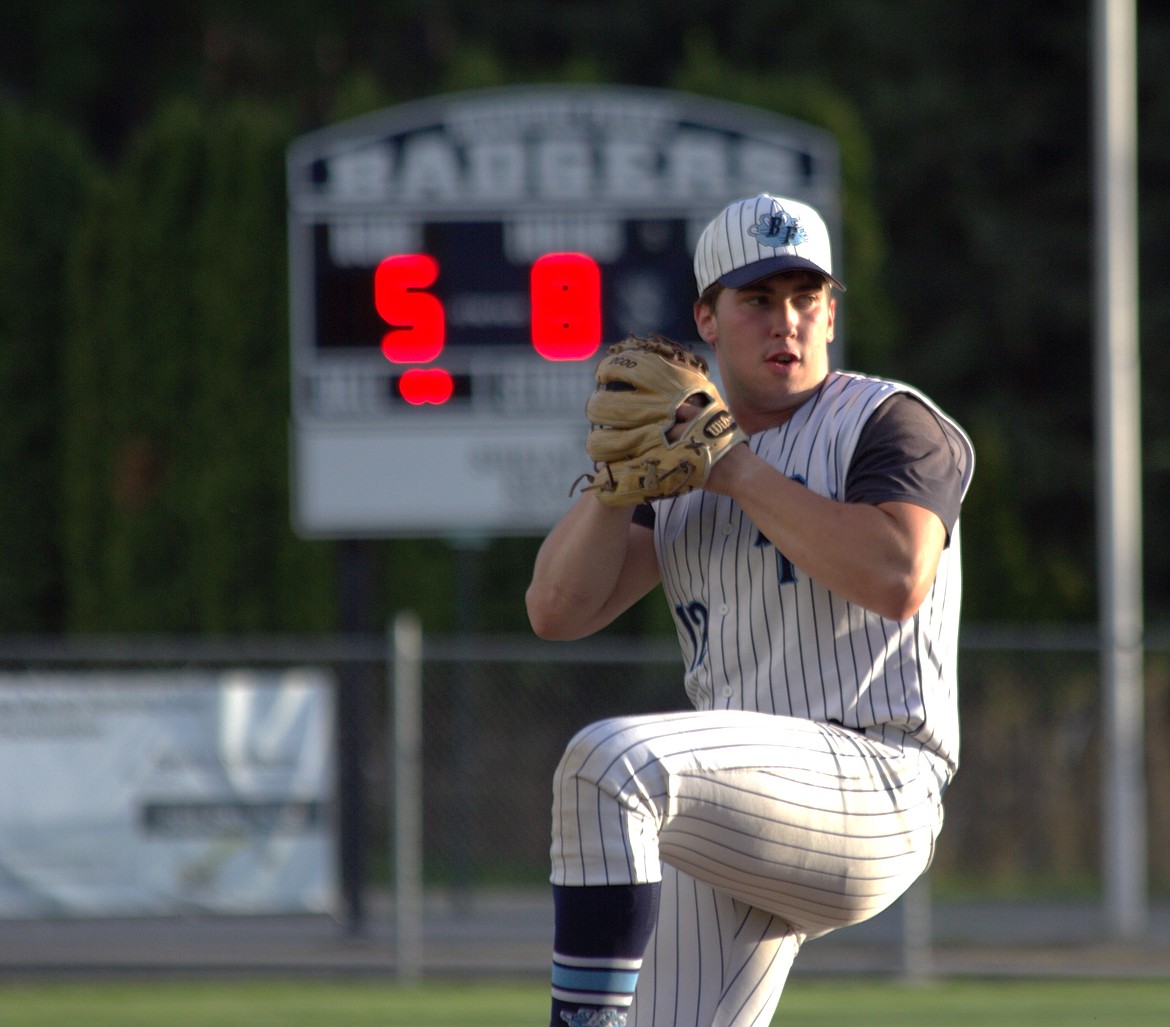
top-left (391, 611), bottom-right (424, 983)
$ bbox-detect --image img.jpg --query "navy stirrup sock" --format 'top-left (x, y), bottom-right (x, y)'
top-left (550, 882), bottom-right (661, 1027)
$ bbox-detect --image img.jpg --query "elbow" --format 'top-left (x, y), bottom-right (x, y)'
top-left (525, 588), bottom-right (558, 639)
top-left (527, 608), bottom-right (566, 641)
top-left (525, 585), bottom-right (583, 641)
top-left (873, 570), bottom-right (934, 622)
top-left (877, 594), bottom-right (925, 623)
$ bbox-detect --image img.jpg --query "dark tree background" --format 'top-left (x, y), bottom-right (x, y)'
top-left (2, 0), bottom-right (1167, 635)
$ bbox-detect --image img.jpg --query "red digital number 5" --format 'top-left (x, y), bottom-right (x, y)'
top-left (374, 254), bottom-right (445, 363)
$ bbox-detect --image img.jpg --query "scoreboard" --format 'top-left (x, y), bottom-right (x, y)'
top-left (287, 85), bottom-right (839, 536)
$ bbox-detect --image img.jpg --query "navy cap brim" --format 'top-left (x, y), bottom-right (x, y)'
top-left (719, 255), bottom-right (846, 292)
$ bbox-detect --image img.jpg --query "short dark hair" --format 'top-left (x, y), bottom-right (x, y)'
top-left (697, 281), bottom-right (724, 311)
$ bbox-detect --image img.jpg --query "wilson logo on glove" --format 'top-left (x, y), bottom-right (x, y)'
top-left (703, 412), bottom-right (736, 440)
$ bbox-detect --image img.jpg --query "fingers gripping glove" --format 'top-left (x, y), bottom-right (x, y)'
top-left (580, 335), bottom-right (747, 507)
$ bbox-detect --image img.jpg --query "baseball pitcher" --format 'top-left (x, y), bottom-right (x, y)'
top-left (527, 194), bottom-right (975, 1027)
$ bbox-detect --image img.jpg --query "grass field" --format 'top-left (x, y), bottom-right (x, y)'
top-left (0, 978), bottom-right (1167, 1026)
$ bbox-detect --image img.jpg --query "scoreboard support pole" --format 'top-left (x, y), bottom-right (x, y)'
top-left (337, 538), bottom-right (375, 935)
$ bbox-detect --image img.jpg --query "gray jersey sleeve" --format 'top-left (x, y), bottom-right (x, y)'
top-left (844, 393), bottom-right (967, 536)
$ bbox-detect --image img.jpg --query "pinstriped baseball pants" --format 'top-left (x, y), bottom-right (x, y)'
top-left (551, 709), bottom-right (946, 1026)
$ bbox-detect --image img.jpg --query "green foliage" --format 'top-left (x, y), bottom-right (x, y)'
top-left (0, 102), bottom-right (94, 630)
top-left (437, 42), bottom-right (513, 94)
top-left (64, 102), bottom-right (204, 629)
top-left (62, 99), bottom-right (335, 632)
top-left (187, 102), bottom-right (335, 631)
top-left (327, 68), bottom-right (394, 123)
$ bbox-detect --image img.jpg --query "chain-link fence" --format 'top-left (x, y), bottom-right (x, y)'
top-left (397, 629), bottom-right (1170, 904)
top-left (3, 627), bottom-right (1168, 918)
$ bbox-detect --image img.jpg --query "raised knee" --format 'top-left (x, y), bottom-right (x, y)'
top-left (556, 716), bottom-right (636, 775)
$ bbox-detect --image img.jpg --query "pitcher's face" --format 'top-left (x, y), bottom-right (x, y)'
top-left (695, 270), bottom-right (836, 432)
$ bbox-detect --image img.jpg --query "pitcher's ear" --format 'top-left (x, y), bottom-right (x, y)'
top-left (694, 299), bottom-right (719, 346)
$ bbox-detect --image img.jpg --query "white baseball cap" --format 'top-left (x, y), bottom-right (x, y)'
top-left (693, 194), bottom-right (845, 295)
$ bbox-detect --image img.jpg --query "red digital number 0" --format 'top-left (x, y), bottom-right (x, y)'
top-left (530, 253), bottom-right (601, 361)
top-left (374, 254), bottom-right (445, 363)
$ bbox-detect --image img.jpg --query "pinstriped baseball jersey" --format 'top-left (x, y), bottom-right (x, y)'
top-left (653, 370), bottom-right (975, 778)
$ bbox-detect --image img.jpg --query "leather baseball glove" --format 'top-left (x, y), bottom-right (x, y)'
top-left (578, 334), bottom-right (747, 506)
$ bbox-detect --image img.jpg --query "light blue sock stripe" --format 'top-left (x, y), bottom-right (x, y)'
top-left (551, 964), bottom-right (640, 994)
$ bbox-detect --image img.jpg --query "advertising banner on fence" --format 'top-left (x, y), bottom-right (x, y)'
top-left (0, 669), bottom-right (337, 918)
